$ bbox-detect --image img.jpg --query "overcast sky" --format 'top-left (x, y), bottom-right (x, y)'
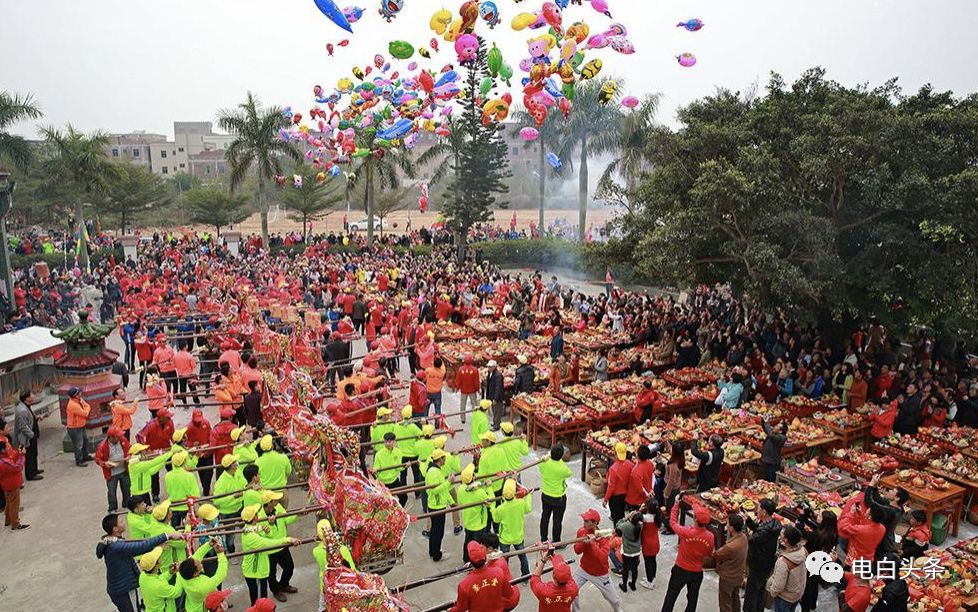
top-left (3, 0), bottom-right (978, 139)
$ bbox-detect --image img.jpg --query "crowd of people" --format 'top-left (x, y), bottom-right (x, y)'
top-left (1, 227), bottom-right (977, 612)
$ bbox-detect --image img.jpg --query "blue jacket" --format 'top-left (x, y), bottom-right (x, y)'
top-left (95, 533), bottom-right (168, 595)
top-left (550, 333), bottom-right (564, 360)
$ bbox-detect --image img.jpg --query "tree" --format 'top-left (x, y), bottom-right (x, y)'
top-left (370, 187), bottom-right (412, 238)
top-left (218, 92), bottom-right (300, 249)
top-left (351, 128), bottom-right (416, 248)
top-left (511, 111), bottom-right (562, 231)
top-left (442, 37), bottom-right (512, 260)
top-left (103, 164), bottom-right (172, 232)
top-left (597, 93), bottom-right (660, 220)
top-left (279, 165), bottom-right (343, 238)
top-left (0, 92), bottom-right (43, 172)
top-left (183, 188), bottom-right (250, 236)
top-left (39, 125), bottom-right (119, 268)
top-left (553, 78), bottom-right (624, 241)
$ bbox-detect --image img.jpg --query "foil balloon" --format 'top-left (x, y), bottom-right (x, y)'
top-left (388, 40), bottom-right (414, 59)
top-left (580, 59), bottom-right (602, 80)
top-left (546, 152), bottom-right (562, 171)
top-left (455, 33), bottom-right (479, 65)
top-left (677, 53), bottom-right (697, 67)
top-left (379, 0), bottom-right (404, 22)
top-left (519, 127), bottom-right (540, 142)
top-left (677, 19), bottom-right (704, 32)
top-left (621, 95), bottom-right (639, 109)
top-left (313, 0), bottom-right (354, 33)
top-left (343, 6), bottom-right (364, 23)
top-left (480, 1), bottom-right (500, 28)
top-left (590, 0), bottom-right (612, 18)
top-left (430, 8), bottom-right (452, 34)
top-left (512, 12), bottom-right (538, 31)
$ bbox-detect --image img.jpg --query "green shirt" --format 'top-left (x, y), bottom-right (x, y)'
top-left (169, 443), bottom-right (199, 469)
top-left (416, 438), bottom-right (435, 475)
top-left (370, 422), bottom-right (395, 451)
top-left (539, 457), bottom-right (572, 498)
top-left (139, 569), bottom-right (182, 612)
top-left (235, 441), bottom-right (259, 465)
top-left (130, 451), bottom-right (173, 496)
top-left (492, 496), bottom-right (532, 545)
top-left (313, 541), bottom-right (357, 585)
top-left (212, 469), bottom-right (247, 515)
top-left (456, 484), bottom-right (493, 531)
top-left (425, 465), bottom-right (452, 510)
top-left (256, 450), bottom-right (292, 489)
top-left (499, 436), bottom-right (529, 471)
top-left (241, 527), bottom-right (290, 579)
top-left (372, 446), bottom-right (404, 485)
top-left (146, 518), bottom-right (187, 569)
top-left (471, 411), bottom-right (489, 446)
top-left (164, 468), bottom-right (200, 511)
top-left (394, 421), bottom-right (422, 457)
top-left (263, 503), bottom-right (296, 553)
top-left (445, 452), bottom-right (461, 476)
top-left (241, 487), bottom-right (262, 509)
top-left (476, 446), bottom-right (508, 492)
top-left (178, 544), bottom-right (228, 612)
top-left (128, 511), bottom-right (154, 541)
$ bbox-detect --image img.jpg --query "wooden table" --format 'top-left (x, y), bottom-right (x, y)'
top-left (533, 415), bottom-right (594, 452)
top-left (927, 466), bottom-right (978, 510)
top-left (880, 473), bottom-right (966, 537)
top-left (821, 455), bottom-right (895, 482)
top-left (870, 443), bottom-right (934, 470)
top-left (817, 420), bottom-right (872, 450)
top-left (511, 398), bottom-right (537, 449)
top-left (777, 469), bottom-right (857, 495)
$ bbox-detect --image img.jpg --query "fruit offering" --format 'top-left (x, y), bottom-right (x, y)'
top-left (875, 434), bottom-right (935, 458)
top-left (930, 453), bottom-right (978, 481)
top-left (827, 448), bottom-right (899, 473)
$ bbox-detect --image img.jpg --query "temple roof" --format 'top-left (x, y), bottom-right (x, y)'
top-left (51, 311), bottom-right (116, 344)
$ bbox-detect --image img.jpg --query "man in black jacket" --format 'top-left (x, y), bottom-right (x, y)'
top-left (512, 355), bottom-right (536, 394)
top-left (760, 419), bottom-right (788, 482)
top-left (484, 360), bottom-right (505, 430)
top-left (893, 383), bottom-right (923, 434)
top-left (743, 498), bottom-right (782, 612)
top-left (321, 329), bottom-right (350, 390)
top-left (873, 553), bottom-right (909, 612)
top-left (690, 435), bottom-right (724, 492)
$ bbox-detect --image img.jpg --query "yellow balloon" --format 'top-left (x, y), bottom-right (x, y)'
top-left (561, 39), bottom-right (577, 63)
top-left (430, 8), bottom-right (452, 35)
top-left (443, 19), bottom-right (463, 42)
top-left (337, 78), bottom-right (353, 92)
top-left (511, 13), bottom-right (538, 31)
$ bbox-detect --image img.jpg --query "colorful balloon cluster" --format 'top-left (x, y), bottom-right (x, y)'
top-left (675, 17), bottom-right (704, 67)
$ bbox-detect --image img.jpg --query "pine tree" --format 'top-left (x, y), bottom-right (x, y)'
top-left (442, 37), bottom-right (512, 261)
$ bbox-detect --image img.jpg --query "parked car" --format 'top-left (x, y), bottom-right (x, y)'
top-left (348, 217), bottom-right (386, 232)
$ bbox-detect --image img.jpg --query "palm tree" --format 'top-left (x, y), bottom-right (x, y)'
top-left (350, 128), bottom-right (416, 247)
top-left (511, 111), bottom-right (562, 232)
top-left (414, 125), bottom-right (466, 202)
top-left (553, 78), bottom-right (624, 242)
top-left (279, 165), bottom-right (343, 238)
top-left (218, 92), bottom-right (300, 249)
top-left (39, 125), bottom-right (119, 268)
top-left (0, 92), bottom-right (43, 171)
top-left (598, 94), bottom-right (661, 215)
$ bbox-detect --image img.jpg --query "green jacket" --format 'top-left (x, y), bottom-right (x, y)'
top-left (499, 436), bottom-right (529, 471)
top-left (394, 421), bottom-right (422, 457)
top-left (178, 543), bottom-right (228, 612)
top-left (425, 465), bottom-right (452, 510)
top-left (164, 468), bottom-right (200, 511)
top-left (372, 446), bottom-right (404, 485)
top-left (130, 451), bottom-right (173, 496)
top-left (615, 518), bottom-right (643, 557)
top-left (256, 450), bottom-right (292, 489)
top-left (471, 411), bottom-right (489, 446)
top-left (128, 511), bottom-right (154, 541)
top-left (456, 484), bottom-right (493, 532)
top-left (241, 527), bottom-right (290, 579)
top-left (370, 422), bottom-right (395, 451)
top-left (416, 438), bottom-right (436, 474)
top-left (263, 503), bottom-right (296, 553)
top-left (139, 569), bottom-right (182, 612)
top-left (146, 518), bottom-right (187, 569)
top-left (234, 441), bottom-right (259, 465)
top-left (477, 446), bottom-right (508, 492)
top-left (445, 452), bottom-right (462, 476)
top-left (539, 457), bottom-right (572, 498)
top-left (241, 487), bottom-right (263, 509)
top-left (169, 443), bottom-right (199, 469)
top-left (212, 469), bottom-right (246, 515)
top-left (492, 495), bottom-right (532, 545)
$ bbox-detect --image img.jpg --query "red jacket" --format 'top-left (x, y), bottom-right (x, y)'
top-left (529, 559), bottom-right (579, 612)
top-left (209, 420), bottom-right (236, 464)
top-left (838, 508), bottom-right (884, 564)
top-left (138, 418), bottom-right (174, 451)
top-left (95, 436), bottom-right (131, 481)
top-left (0, 449), bottom-right (25, 491)
top-left (488, 558), bottom-right (520, 609)
top-left (604, 459), bottom-right (634, 502)
top-left (634, 388), bottom-right (658, 422)
top-left (410, 380), bottom-right (428, 416)
top-left (641, 517), bottom-right (661, 557)
top-left (450, 564), bottom-right (516, 612)
top-left (842, 572), bottom-right (871, 612)
top-left (455, 364), bottom-right (481, 395)
top-left (869, 403), bottom-right (897, 438)
top-left (185, 420), bottom-right (212, 455)
top-left (573, 527), bottom-right (612, 576)
top-left (669, 503), bottom-right (715, 572)
top-left (625, 459), bottom-right (654, 507)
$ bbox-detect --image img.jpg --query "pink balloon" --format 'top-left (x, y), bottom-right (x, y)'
top-left (621, 96), bottom-right (639, 109)
top-left (591, 0), bottom-right (612, 18)
top-left (677, 53), bottom-right (697, 67)
top-left (520, 127), bottom-right (540, 142)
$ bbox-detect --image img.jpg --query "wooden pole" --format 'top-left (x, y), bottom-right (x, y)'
top-left (411, 488), bottom-right (540, 521)
top-left (215, 504), bottom-right (322, 529)
top-left (350, 406), bottom-right (484, 430)
top-left (190, 481), bottom-right (307, 503)
top-left (224, 536), bottom-right (317, 560)
top-left (372, 436), bottom-right (526, 474)
top-left (358, 429), bottom-right (452, 448)
top-left (463, 457), bottom-right (546, 491)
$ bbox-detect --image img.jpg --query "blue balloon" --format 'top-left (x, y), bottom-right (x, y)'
top-left (554, 0), bottom-right (569, 8)
top-left (313, 0), bottom-right (354, 33)
top-left (328, 165), bottom-right (342, 176)
top-left (434, 71), bottom-right (459, 88)
top-left (543, 78), bottom-right (564, 99)
top-left (546, 152), bottom-right (562, 171)
top-left (376, 118), bottom-right (414, 140)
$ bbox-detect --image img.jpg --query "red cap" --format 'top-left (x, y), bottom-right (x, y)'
top-left (204, 589), bottom-right (232, 610)
top-left (416, 370), bottom-right (426, 380)
top-left (463, 353), bottom-right (474, 364)
top-left (580, 508), bottom-right (602, 523)
top-left (552, 556), bottom-right (572, 584)
top-left (106, 426), bottom-right (125, 439)
top-left (220, 408), bottom-right (236, 419)
top-left (192, 409), bottom-right (205, 423)
top-left (157, 408), bottom-right (173, 419)
top-left (694, 505), bottom-right (712, 526)
top-left (247, 598), bottom-right (276, 612)
top-left (466, 541), bottom-right (487, 564)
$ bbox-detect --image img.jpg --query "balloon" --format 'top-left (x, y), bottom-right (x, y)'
top-left (598, 80), bottom-right (617, 104)
top-left (343, 6), bottom-right (364, 23)
top-left (546, 152), bottom-right (562, 171)
top-left (407, 61), bottom-right (418, 71)
top-left (388, 40), bottom-right (414, 60)
top-left (499, 62), bottom-right (514, 84)
top-left (586, 34), bottom-right (608, 49)
top-left (430, 8), bottom-right (452, 34)
top-left (621, 95), bottom-right (639, 109)
top-left (677, 53), bottom-right (697, 67)
top-left (520, 127), bottom-right (540, 142)
top-left (487, 43), bottom-right (503, 76)
top-left (379, 0), bottom-right (404, 22)
top-left (480, 1), bottom-right (501, 28)
top-left (459, 0), bottom-right (480, 33)
top-left (454, 33), bottom-right (479, 65)
top-left (542, 2), bottom-right (562, 30)
top-left (580, 59), bottom-right (602, 80)
top-left (566, 21), bottom-right (590, 43)
top-left (607, 35), bottom-right (634, 55)
top-left (590, 0), bottom-right (612, 18)
top-left (313, 0), bottom-right (353, 33)
top-left (560, 39), bottom-right (577, 62)
top-left (677, 18), bottom-right (704, 32)
top-left (418, 71), bottom-right (435, 93)
top-left (418, 195), bottom-right (428, 212)
top-left (512, 12), bottom-right (538, 31)
top-left (480, 77), bottom-right (494, 97)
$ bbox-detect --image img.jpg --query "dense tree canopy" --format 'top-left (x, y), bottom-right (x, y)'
top-left (624, 68), bottom-right (978, 335)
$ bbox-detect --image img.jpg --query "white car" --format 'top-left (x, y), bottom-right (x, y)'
top-left (348, 217), bottom-right (386, 232)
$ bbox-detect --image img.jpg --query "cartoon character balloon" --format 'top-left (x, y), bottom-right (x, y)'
top-left (379, 0), bottom-right (404, 22)
top-left (455, 34), bottom-right (480, 65)
top-left (676, 19), bottom-right (704, 32)
top-left (546, 152), bottom-right (562, 171)
top-left (313, 0), bottom-right (354, 32)
top-left (677, 53), bottom-right (697, 67)
top-left (480, 1), bottom-right (501, 28)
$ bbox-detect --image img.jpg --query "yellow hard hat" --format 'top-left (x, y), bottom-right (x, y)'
top-left (500, 422), bottom-right (514, 434)
top-left (503, 479), bottom-right (517, 500)
top-left (433, 435), bottom-right (448, 450)
top-left (197, 504), bottom-right (220, 522)
top-left (221, 453), bottom-right (239, 469)
top-left (241, 504), bottom-right (263, 523)
top-left (172, 428), bottom-right (187, 443)
top-left (259, 434), bottom-right (274, 451)
top-left (614, 442), bottom-right (628, 461)
top-left (461, 464), bottom-right (476, 484)
top-left (422, 424), bottom-right (435, 437)
top-left (129, 443), bottom-right (150, 455)
top-left (480, 431), bottom-right (497, 444)
top-left (171, 451), bottom-right (189, 468)
top-left (430, 449), bottom-right (448, 462)
top-left (377, 407), bottom-right (393, 418)
top-left (138, 546), bottom-right (165, 572)
top-left (401, 405), bottom-right (413, 420)
top-left (260, 490), bottom-right (284, 505)
top-left (479, 399), bottom-right (492, 410)
top-left (317, 519), bottom-right (333, 539)
top-left (151, 499), bottom-right (172, 521)
top-left (230, 426), bottom-right (246, 442)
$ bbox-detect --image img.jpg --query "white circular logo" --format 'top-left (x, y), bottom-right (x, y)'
top-left (805, 552), bottom-right (843, 584)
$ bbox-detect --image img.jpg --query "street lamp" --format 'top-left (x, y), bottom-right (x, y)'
top-left (0, 170), bottom-right (14, 303)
